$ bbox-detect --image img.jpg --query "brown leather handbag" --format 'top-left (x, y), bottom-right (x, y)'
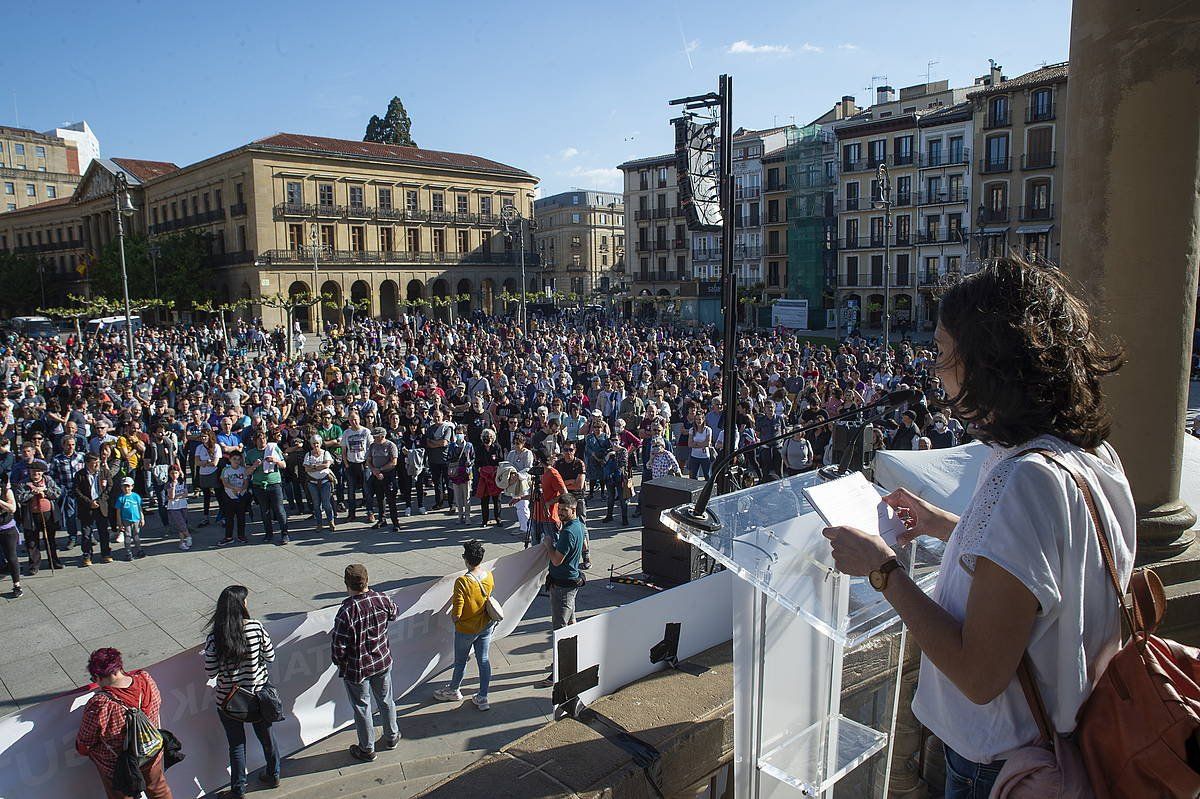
top-left (995, 449), bottom-right (1200, 798)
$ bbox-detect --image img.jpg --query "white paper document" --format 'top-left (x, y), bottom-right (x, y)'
top-left (802, 472), bottom-right (905, 546)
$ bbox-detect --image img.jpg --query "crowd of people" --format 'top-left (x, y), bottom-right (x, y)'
top-left (0, 309), bottom-right (957, 589)
top-left (1, 307), bottom-right (957, 798)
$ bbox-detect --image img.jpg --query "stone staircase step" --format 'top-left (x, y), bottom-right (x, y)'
top-left (276, 750), bottom-right (487, 799)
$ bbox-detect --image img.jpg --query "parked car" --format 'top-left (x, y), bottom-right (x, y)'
top-left (85, 315), bottom-right (143, 336)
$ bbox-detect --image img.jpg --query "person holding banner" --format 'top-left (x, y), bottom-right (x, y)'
top-left (433, 540), bottom-right (497, 710)
top-left (75, 647), bottom-right (174, 799)
top-left (332, 563), bottom-right (400, 762)
top-left (203, 585), bottom-right (282, 796)
top-left (537, 493), bottom-right (587, 688)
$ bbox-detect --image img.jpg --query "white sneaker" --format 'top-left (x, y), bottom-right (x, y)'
top-left (433, 687), bottom-right (463, 702)
top-left (113, 531), bottom-right (124, 545)
top-left (184, 535), bottom-right (193, 549)
top-left (179, 541), bottom-right (190, 551)
top-left (472, 695), bottom-right (490, 711)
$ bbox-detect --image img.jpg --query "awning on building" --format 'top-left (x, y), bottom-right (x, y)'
top-left (979, 226), bottom-right (1009, 234)
top-left (1015, 223), bottom-right (1055, 234)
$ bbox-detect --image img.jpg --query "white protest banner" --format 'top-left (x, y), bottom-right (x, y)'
top-left (0, 545), bottom-right (548, 798)
top-left (552, 570), bottom-right (732, 705)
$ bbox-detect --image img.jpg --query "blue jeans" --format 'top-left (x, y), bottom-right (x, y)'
top-left (344, 669), bottom-right (398, 753)
top-left (217, 708), bottom-right (280, 792)
top-left (449, 623), bottom-right (495, 699)
top-left (944, 744), bottom-right (1004, 799)
top-left (688, 455), bottom-right (712, 480)
top-left (252, 483), bottom-right (289, 538)
top-left (307, 480), bottom-right (334, 526)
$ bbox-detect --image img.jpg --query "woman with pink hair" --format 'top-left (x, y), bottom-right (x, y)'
top-left (75, 648), bottom-right (174, 799)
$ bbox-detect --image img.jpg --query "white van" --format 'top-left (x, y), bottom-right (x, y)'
top-left (8, 316), bottom-right (59, 339)
top-left (85, 315), bottom-right (143, 336)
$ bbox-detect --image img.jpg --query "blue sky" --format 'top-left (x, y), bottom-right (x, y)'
top-left (4, 0), bottom-right (1070, 196)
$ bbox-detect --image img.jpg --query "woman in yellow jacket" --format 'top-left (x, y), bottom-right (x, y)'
top-left (433, 540), bottom-right (496, 711)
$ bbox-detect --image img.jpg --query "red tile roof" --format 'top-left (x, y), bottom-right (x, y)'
top-left (251, 133), bottom-right (533, 178)
top-left (111, 158), bottom-right (180, 182)
top-left (967, 62), bottom-right (1069, 98)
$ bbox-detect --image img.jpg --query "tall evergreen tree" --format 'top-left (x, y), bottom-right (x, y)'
top-left (363, 96), bottom-right (417, 147)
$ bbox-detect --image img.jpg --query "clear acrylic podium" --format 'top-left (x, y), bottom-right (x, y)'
top-left (663, 471), bottom-right (940, 798)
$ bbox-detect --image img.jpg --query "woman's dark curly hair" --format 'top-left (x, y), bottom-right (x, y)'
top-left (936, 256), bottom-right (1123, 449)
top-left (463, 539), bottom-right (486, 567)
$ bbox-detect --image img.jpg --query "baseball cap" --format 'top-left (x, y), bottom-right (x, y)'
top-left (372, 426), bottom-right (386, 437)
top-left (121, 477), bottom-right (134, 486)
top-left (344, 564), bottom-right (369, 590)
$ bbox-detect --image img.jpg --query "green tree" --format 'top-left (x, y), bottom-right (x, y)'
top-left (364, 96), bottom-right (417, 147)
top-left (88, 231), bottom-right (213, 307)
top-left (0, 252), bottom-right (45, 316)
top-left (155, 230), bottom-right (213, 307)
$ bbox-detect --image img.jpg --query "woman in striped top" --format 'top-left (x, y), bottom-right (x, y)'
top-left (203, 585), bottom-right (281, 797)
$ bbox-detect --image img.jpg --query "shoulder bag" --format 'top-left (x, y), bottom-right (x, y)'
top-left (467, 571), bottom-right (504, 622)
top-left (992, 448), bottom-right (1200, 799)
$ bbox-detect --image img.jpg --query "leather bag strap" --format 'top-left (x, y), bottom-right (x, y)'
top-left (1017, 448), bottom-right (1136, 634)
top-left (1016, 654), bottom-right (1055, 745)
top-left (1006, 447), bottom-right (1137, 748)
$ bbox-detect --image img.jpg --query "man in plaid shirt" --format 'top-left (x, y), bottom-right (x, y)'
top-left (332, 563), bottom-right (400, 762)
top-left (49, 435), bottom-right (85, 551)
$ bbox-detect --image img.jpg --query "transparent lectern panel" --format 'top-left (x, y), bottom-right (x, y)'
top-left (662, 471), bottom-right (940, 647)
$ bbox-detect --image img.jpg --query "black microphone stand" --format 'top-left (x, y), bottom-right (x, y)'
top-left (672, 389), bottom-right (919, 532)
top-left (817, 403), bottom-right (895, 482)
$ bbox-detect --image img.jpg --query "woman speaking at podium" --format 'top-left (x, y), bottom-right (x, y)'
top-left (824, 256), bottom-right (1134, 798)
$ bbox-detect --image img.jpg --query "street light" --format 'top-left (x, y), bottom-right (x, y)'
top-left (113, 171), bottom-right (137, 372)
top-left (874, 162), bottom-right (893, 354)
top-left (310, 224), bottom-right (320, 333)
top-left (500, 203), bottom-right (528, 335)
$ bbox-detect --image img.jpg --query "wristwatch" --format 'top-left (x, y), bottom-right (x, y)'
top-left (869, 558), bottom-right (902, 591)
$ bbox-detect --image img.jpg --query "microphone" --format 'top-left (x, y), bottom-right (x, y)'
top-left (819, 387), bottom-right (920, 481)
top-left (671, 388), bottom-right (921, 532)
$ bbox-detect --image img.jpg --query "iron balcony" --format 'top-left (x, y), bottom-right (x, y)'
top-left (260, 248), bottom-right (540, 267)
top-left (979, 157), bottom-right (1012, 174)
top-left (916, 189), bottom-right (969, 205)
top-left (977, 206), bottom-right (1010, 223)
top-left (918, 149), bottom-right (971, 168)
top-left (984, 109), bottom-right (1011, 129)
top-left (1018, 204), bottom-right (1055, 221)
top-left (272, 202), bottom-right (504, 227)
top-left (1026, 103), bottom-right (1056, 123)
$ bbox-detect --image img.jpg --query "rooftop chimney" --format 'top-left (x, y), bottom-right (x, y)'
top-left (988, 58), bottom-right (1004, 86)
top-left (876, 85), bottom-right (896, 105)
top-left (840, 95), bottom-right (856, 118)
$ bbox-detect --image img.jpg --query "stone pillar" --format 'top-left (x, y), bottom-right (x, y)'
top-left (1059, 0), bottom-right (1200, 552)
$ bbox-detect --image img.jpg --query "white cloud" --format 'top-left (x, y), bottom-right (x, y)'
top-left (685, 39), bottom-right (700, 54)
top-left (559, 147), bottom-right (579, 161)
top-left (562, 166), bottom-right (622, 190)
top-left (727, 40), bottom-right (791, 55)
top-left (799, 43), bottom-right (824, 53)
top-left (838, 43), bottom-right (860, 51)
